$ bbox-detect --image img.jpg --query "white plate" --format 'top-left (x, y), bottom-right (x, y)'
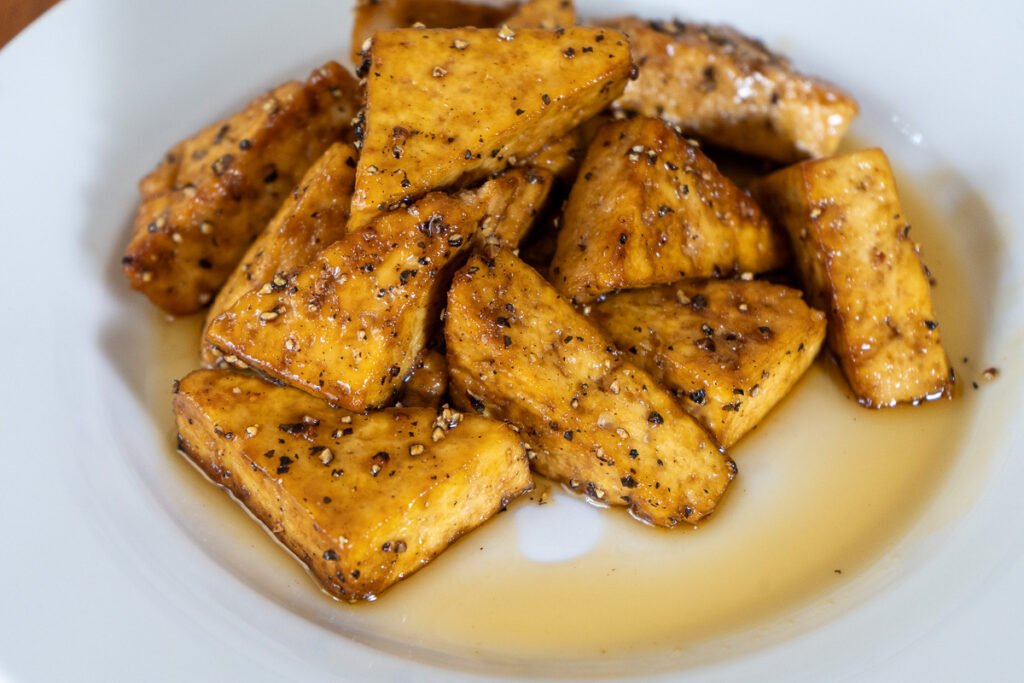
top-left (1, 1), bottom-right (1022, 680)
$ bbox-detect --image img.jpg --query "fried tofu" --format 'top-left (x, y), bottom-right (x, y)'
top-left (400, 349), bottom-right (449, 409)
top-left (174, 369), bottom-right (532, 602)
top-left (206, 177), bottom-right (512, 411)
top-left (476, 167), bottom-right (554, 249)
top-left (349, 26), bottom-right (632, 230)
top-left (350, 0), bottom-right (514, 65)
top-left (606, 17), bottom-right (858, 163)
top-left (200, 142), bottom-right (359, 366)
top-left (750, 148), bottom-right (952, 407)
top-left (506, 0), bottom-right (575, 30)
top-left (122, 62), bottom-right (360, 315)
top-left (445, 251), bottom-right (734, 527)
top-left (589, 280), bottom-right (826, 448)
top-left (551, 117), bottom-right (788, 303)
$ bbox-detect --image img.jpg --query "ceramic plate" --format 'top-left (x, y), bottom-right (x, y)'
top-left (1, 1), bottom-right (1022, 680)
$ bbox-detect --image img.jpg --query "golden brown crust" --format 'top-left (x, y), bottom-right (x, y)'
top-left (349, 26), bottom-right (632, 230)
top-left (174, 370), bottom-right (532, 601)
top-left (588, 279), bottom-right (826, 447)
top-left (750, 148), bottom-right (952, 407)
top-left (551, 117), bottom-right (788, 303)
top-left (200, 142), bottom-right (359, 366)
top-left (606, 17), bottom-right (858, 163)
top-left (122, 62), bottom-right (361, 315)
top-left (445, 251), bottom-right (733, 527)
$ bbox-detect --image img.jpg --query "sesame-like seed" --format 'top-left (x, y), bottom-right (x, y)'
top-left (675, 290), bottom-right (691, 305)
top-left (498, 24), bottom-right (516, 40)
top-left (284, 338), bottom-right (296, 351)
top-left (200, 221), bottom-right (213, 235)
top-left (409, 443), bottom-right (425, 456)
top-left (609, 380), bottom-right (620, 395)
top-left (615, 428), bottom-right (629, 439)
top-left (341, 415), bottom-right (352, 424)
top-left (260, 310), bottom-right (279, 322)
top-left (810, 208), bottom-right (823, 219)
top-left (370, 464), bottom-right (381, 476)
top-left (740, 271), bottom-right (754, 281)
top-left (183, 186), bottom-right (197, 198)
top-left (366, 165), bottom-right (379, 175)
top-left (197, 292), bottom-right (211, 305)
top-left (982, 367), bottom-right (1000, 381)
top-left (141, 271), bottom-right (153, 283)
top-left (245, 425), bottom-right (259, 437)
top-left (432, 426), bottom-right (446, 442)
top-left (262, 98), bottom-right (279, 114)
top-left (432, 66), bottom-right (447, 78)
top-left (570, 398), bottom-right (580, 409)
top-left (738, 303), bottom-right (749, 312)
top-left (319, 448), bottom-right (334, 465)
top-left (452, 39), bottom-right (469, 50)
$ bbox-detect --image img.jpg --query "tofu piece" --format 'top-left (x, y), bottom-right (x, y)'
top-left (551, 117), bottom-right (788, 303)
top-left (205, 177), bottom-right (508, 411)
top-left (506, 0), bottom-right (575, 30)
top-left (400, 349), bottom-right (449, 409)
top-left (122, 62), bottom-right (360, 315)
top-left (476, 167), bottom-right (554, 249)
top-left (589, 280), bottom-right (826, 448)
top-left (350, 0), bottom-right (514, 65)
top-left (349, 26), bottom-right (632, 230)
top-left (445, 251), bottom-right (734, 527)
top-left (606, 17), bottom-right (858, 163)
top-left (174, 369), bottom-right (532, 602)
top-left (200, 142), bottom-right (359, 366)
top-left (750, 148), bottom-right (952, 407)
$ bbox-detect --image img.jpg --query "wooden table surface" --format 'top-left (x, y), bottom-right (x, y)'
top-left (1, 0), bottom-right (59, 49)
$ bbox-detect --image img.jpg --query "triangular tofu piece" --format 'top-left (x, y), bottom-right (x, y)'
top-left (206, 174), bottom-right (531, 411)
top-left (445, 251), bottom-right (734, 527)
top-left (507, 0), bottom-right (575, 30)
top-left (551, 116), bottom-right (789, 303)
top-left (751, 148), bottom-right (952, 407)
top-left (122, 62), bottom-right (360, 315)
top-left (607, 17), bottom-right (858, 162)
top-left (174, 369), bottom-right (532, 602)
top-left (349, 26), bottom-right (632, 230)
top-left (201, 142), bottom-right (359, 366)
top-left (589, 279), bottom-right (826, 448)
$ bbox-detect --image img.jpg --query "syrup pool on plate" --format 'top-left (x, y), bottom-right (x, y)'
top-left (139, 173), bottom-right (985, 672)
